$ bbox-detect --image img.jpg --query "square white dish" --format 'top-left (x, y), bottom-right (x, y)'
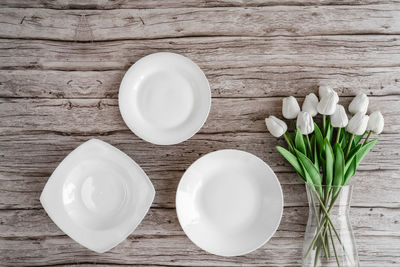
top-left (40, 139), bottom-right (155, 253)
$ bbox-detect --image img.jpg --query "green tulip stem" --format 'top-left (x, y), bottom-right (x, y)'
top-left (362, 130), bottom-right (372, 146)
top-left (306, 134), bottom-right (313, 161)
top-left (345, 134), bottom-right (354, 159)
top-left (322, 115), bottom-right (326, 135)
top-left (335, 128), bottom-right (341, 144)
top-left (283, 132), bottom-right (294, 152)
top-left (328, 223), bottom-right (341, 267)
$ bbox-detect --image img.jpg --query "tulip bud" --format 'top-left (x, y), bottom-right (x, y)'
top-left (367, 111), bottom-right (384, 134)
top-left (317, 91), bottom-right (339, 115)
top-left (330, 105), bottom-right (348, 128)
top-left (319, 86), bottom-right (333, 99)
top-left (296, 111), bottom-right (314, 135)
top-left (282, 96), bottom-right (300, 119)
top-left (265, 116), bottom-right (287, 137)
top-left (348, 93), bottom-right (369, 114)
top-left (302, 93), bottom-right (318, 117)
top-left (346, 112), bottom-right (369, 135)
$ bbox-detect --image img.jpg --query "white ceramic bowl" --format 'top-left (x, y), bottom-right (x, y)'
top-left (40, 139), bottom-right (155, 253)
top-left (119, 52), bottom-right (211, 145)
top-left (176, 149), bottom-right (283, 256)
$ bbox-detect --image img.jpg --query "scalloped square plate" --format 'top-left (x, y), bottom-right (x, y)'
top-left (40, 139), bottom-right (155, 253)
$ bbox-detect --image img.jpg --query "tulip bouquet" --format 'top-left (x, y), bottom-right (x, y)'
top-left (265, 86), bottom-right (384, 266)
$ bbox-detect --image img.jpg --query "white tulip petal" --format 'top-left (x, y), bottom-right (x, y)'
top-left (367, 111), bottom-right (384, 134)
top-left (346, 112), bottom-right (369, 135)
top-left (348, 93), bottom-right (369, 114)
top-left (302, 93), bottom-right (319, 117)
top-left (317, 91), bottom-right (339, 115)
top-left (330, 105), bottom-right (348, 128)
top-left (282, 96), bottom-right (300, 119)
top-left (265, 116), bottom-right (287, 137)
top-left (296, 111), bottom-right (314, 135)
top-left (318, 86), bottom-right (333, 99)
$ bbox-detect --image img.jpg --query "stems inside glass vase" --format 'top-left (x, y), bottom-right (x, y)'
top-left (303, 184), bottom-right (358, 267)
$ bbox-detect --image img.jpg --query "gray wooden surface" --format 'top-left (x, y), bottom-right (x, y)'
top-left (0, 1), bottom-right (399, 266)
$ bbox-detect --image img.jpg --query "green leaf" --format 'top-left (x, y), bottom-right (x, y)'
top-left (324, 139), bottom-right (334, 187)
top-left (286, 131), bottom-right (295, 146)
top-left (295, 127), bottom-right (307, 155)
top-left (325, 118), bottom-right (333, 142)
top-left (313, 136), bottom-right (319, 170)
top-left (344, 156), bottom-right (357, 185)
top-left (351, 134), bottom-right (363, 150)
top-left (310, 135), bottom-right (316, 149)
top-left (333, 144), bottom-right (344, 195)
top-left (276, 146), bottom-right (305, 180)
top-left (295, 149), bottom-right (322, 195)
top-left (355, 139), bottom-right (378, 167)
top-left (320, 156), bottom-right (326, 178)
top-left (347, 144), bottom-right (362, 163)
top-left (314, 123), bottom-right (324, 154)
top-left (340, 130), bottom-right (348, 151)
top-left (354, 134), bottom-right (364, 146)
top-left (344, 139), bottom-right (378, 174)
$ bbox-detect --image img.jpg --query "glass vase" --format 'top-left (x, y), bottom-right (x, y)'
top-left (302, 184), bottom-right (359, 267)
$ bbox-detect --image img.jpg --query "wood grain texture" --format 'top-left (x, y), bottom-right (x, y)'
top-left (0, 207), bottom-right (398, 266)
top-left (1, 36), bottom-right (400, 98)
top-left (3, 0), bottom-right (400, 9)
top-left (1, 160), bottom-right (399, 210)
top-left (1, 36), bottom-right (400, 71)
top-left (0, 97), bottom-right (399, 134)
top-left (1, 6), bottom-right (400, 41)
top-left (0, 1), bottom-right (399, 266)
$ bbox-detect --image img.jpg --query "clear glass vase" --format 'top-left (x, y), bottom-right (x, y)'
top-left (302, 184), bottom-right (359, 267)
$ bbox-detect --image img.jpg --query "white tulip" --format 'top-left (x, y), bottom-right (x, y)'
top-left (330, 105), bottom-right (348, 128)
top-left (265, 116), bottom-right (287, 137)
top-left (346, 112), bottom-right (369, 135)
top-left (282, 96), bottom-right (300, 119)
top-left (367, 111), bottom-right (384, 134)
top-left (302, 93), bottom-right (319, 117)
top-left (317, 91), bottom-right (339, 115)
top-left (348, 93), bottom-right (369, 114)
top-left (319, 85), bottom-right (333, 99)
top-left (296, 111), bottom-right (314, 135)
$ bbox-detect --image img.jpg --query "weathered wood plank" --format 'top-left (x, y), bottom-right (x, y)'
top-left (2, 67), bottom-right (400, 99)
top-left (1, 6), bottom-right (400, 41)
top-left (0, 133), bottom-right (397, 174)
top-left (3, 0), bottom-right (400, 9)
top-left (0, 234), bottom-right (299, 266)
top-left (0, 97), bottom-right (398, 135)
top-left (2, 36), bottom-right (400, 71)
top-left (0, 133), bottom-right (398, 209)
top-left (0, 207), bottom-right (398, 266)
top-left (1, 168), bottom-right (398, 209)
top-left (2, 36), bottom-right (400, 98)
top-left (1, 234), bottom-right (397, 266)
top-left (1, 206), bottom-right (398, 238)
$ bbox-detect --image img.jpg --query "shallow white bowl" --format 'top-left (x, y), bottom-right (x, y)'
top-left (40, 139), bottom-right (155, 253)
top-left (176, 149), bottom-right (283, 256)
top-left (119, 52), bottom-right (211, 145)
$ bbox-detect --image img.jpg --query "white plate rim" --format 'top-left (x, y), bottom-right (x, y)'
top-left (118, 52), bottom-right (211, 145)
top-left (175, 149), bottom-right (284, 257)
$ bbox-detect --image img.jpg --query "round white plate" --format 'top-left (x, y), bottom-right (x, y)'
top-left (119, 52), bottom-right (211, 145)
top-left (176, 149), bottom-right (283, 257)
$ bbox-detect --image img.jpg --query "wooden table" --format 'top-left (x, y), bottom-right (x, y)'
top-left (0, 1), bottom-right (399, 266)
